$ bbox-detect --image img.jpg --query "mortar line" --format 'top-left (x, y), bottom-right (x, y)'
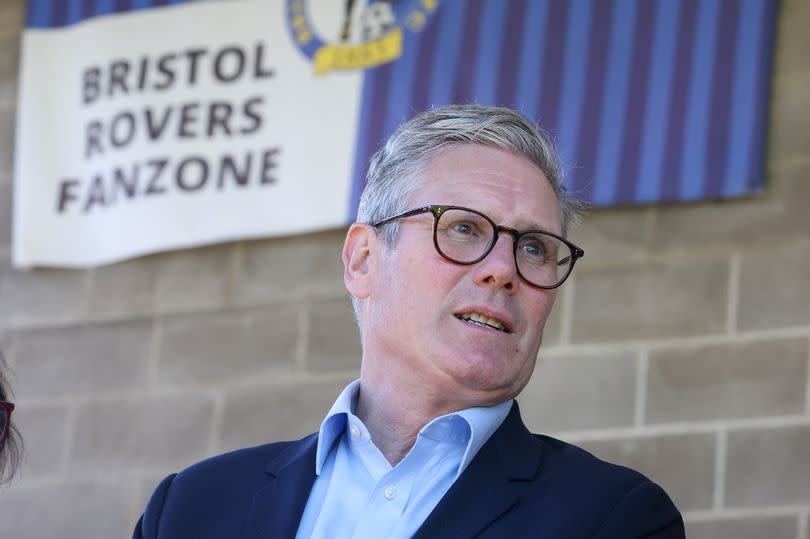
top-left (60, 402), bottom-right (79, 479)
top-left (683, 504), bottom-right (809, 521)
top-left (15, 368), bottom-right (365, 407)
top-left (146, 318), bottom-right (162, 388)
top-left (554, 415), bottom-right (810, 441)
top-left (805, 336), bottom-right (810, 415)
top-left (541, 325), bottom-right (810, 355)
top-left (726, 254), bottom-right (741, 334)
top-left (297, 302), bottom-right (310, 369)
top-left (558, 277), bottom-right (575, 345)
top-left (223, 241), bottom-right (244, 308)
top-left (713, 428), bottom-right (727, 510)
top-left (634, 349), bottom-right (648, 427)
top-left (206, 390), bottom-right (226, 456)
top-left (82, 267), bottom-right (96, 318)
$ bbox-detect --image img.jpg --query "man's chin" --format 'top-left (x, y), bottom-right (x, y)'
top-left (439, 360), bottom-right (522, 403)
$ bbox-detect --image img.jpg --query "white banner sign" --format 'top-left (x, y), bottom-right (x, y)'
top-left (15, 1), bottom-right (368, 267)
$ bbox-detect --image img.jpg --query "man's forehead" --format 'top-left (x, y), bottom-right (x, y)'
top-left (410, 170), bottom-right (560, 231)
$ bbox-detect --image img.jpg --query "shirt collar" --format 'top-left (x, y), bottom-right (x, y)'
top-left (437, 400), bottom-right (512, 478)
top-left (315, 379), bottom-right (360, 474)
top-left (314, 379), bottom-right (512, 478)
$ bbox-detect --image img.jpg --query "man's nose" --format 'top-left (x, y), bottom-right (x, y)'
top-left (472, 233), bottom-right (520, 292)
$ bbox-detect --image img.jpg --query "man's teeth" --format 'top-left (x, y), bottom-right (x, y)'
top-left (457, 312), bottom-right (506, 332)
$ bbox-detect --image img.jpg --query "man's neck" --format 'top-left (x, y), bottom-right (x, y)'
top-left (354, 374), bottom-right (460, 466)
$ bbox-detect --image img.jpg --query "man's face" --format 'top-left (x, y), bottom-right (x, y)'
top-left (359, 144), bottom-right (562, 409)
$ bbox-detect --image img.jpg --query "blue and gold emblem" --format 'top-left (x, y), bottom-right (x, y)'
top-left (286, 0), bottom-right (439, 75)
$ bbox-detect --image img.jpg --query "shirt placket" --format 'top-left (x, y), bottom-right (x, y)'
top-left (350, 434), bottom-right (438, 539)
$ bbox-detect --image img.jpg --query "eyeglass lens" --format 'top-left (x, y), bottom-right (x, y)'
top-left (435, 208), bottom-right (572, 288)
top-left (0, 407), bottom-right (7, 440)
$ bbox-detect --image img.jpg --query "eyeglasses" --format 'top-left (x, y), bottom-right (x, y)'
top-left (0, 402), bottom-right (13, 444)
top-left (372, 205), bottom-right (584, 289)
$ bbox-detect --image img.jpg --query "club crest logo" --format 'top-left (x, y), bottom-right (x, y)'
top-left (286, 0), bottom-right (439, 75)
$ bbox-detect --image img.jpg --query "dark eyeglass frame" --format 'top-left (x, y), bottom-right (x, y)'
top-left (0, 401), bottom-right (14, 444)
top-left (371, 204), bottom-right (585, 289)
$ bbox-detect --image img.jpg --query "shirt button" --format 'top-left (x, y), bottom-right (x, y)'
top-left (383, 485), bottom-right (397, 500)
top-left (349, 425), bottom-right (360, 439)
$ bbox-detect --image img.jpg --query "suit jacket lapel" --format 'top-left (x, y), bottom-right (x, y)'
top-left (241, 433), bottom-right (319, 539)
top-left (413, 402), bottom-right (544, 539)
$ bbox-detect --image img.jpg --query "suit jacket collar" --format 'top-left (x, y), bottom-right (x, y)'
top-left (242, 433), bottom-right (319, 539)
top-left (413, 401), bottom-right (544, 538)
top-left (241, 401), bottom-right (542, 539)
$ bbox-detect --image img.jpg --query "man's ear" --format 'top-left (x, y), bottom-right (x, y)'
top-left (343, 223), bottom-right (378, 300)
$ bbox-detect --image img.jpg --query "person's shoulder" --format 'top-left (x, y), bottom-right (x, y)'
top-left (521, 434), bottom-right (684, 537)
top-left (134, 435), bottom-right (318, 538)
top-left (533, 433), bottom-right (649, 487)
top-left (173, 432), bottom-right (317, 487)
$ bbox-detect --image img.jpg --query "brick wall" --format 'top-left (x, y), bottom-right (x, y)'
top-left (1, 1), bottom-right (808, 538)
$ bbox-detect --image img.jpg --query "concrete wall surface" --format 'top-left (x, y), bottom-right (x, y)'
top-left (0, 1), bottom-right (808, 538)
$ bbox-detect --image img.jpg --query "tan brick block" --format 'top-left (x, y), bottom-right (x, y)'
top-left (540, 284), bottom-right (566, 346)
top-left (726, 425), bottom-right (810, 507)
top-left (0, 0), bottom-right (23, 38)
top-left (773, 0), bottom-right (810, 75)
top-left (89, 255), bottom-right (161, 319)
top-left (646, 338), bottom-right (808, 423)
top-left (571, 259), bottom-right (728, 342)
top-left (11, 403), bottom-right (69, 478)
top-left (0, 107), bottom-right (14, 183)
top-left (220, 377), bottom-right (355, 452)
top-left (768, 70), bottom-right (810, 163)
top-left (571, 208), bottom-right (650, 265)
top-left (493, 282), bottom-right (567, 347)
top-left (234, 229), bottom-right (346, 306)
top-left (159, 307), bottom-right (298, 384)
top-left (652, 169), bottom-right (809, 256)
top-left (686, 515), bottom-right (798, 539)
top-left (154, 244), bottom-right (231, 314)
top-left (0, 481), bottom-right (132, 539)
top-left (779, 161), bottom-right (810, 232)
top-left (71, 394), bottom-right (215, 472)
top-left (578, 432), bottom-right (715, 511)
top-left (13, 321), bottom-right (151, 398)
top-left (0, 255), bottom-right (88, 328)
top-left (0, 181), bottom-right (10, 248)
top-left (519, 350), bottom-right (636, 432)
top-left (738, 244), bottom-right (810, 330)
top-left (0, 34), bottom-right (19, 104)
top-left (306, 298), bottom-right (361, 371)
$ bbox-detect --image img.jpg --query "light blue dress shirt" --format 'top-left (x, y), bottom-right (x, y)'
top-left (295, 380), bottom-right (512, 539)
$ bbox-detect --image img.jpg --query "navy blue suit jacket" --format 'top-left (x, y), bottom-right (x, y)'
top-left (133, 403), bottom-right (684, 538)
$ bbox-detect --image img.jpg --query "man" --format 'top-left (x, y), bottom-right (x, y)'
top-left (133, 105), bottom-right (684, 538)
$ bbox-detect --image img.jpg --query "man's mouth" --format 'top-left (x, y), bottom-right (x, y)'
top-left (454, 312), bottom-right (509, 333)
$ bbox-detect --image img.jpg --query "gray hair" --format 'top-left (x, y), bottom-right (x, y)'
top-left (356, 104), bottom-right (583, 240)
top-left (351, 104), bottom-right (584, 324)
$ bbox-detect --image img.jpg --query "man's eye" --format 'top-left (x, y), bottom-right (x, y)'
top-left (522, 242), bottom-right (543, 257)
top-left (451, 222), bottom-right (475, 235)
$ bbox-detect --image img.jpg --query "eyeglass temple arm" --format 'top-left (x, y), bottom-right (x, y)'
top-left (557, 247), bottom-right (584, 267)
top-left (371, 206), bottom-right (433, 227)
